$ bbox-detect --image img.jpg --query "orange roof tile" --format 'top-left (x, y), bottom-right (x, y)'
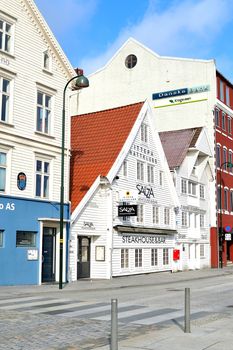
top-left (70, 102), bottom-right (144, 212)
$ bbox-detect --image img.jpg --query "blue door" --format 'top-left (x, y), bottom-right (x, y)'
top-left (42, 227), bottom-right (56, 282)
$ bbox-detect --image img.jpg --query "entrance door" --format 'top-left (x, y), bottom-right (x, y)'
top-left (42, 227), bottom-right (56, 282)
top-left (77, 237), bottom-right (90, 278)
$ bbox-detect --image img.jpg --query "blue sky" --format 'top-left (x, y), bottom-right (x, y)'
top-left (35, 0), bottom-right (233, 82)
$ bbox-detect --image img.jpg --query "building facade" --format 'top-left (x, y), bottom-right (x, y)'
top-left (0, 0), bottom-right (74, 285)
top-left (71, 38), bottom-right (233, 268)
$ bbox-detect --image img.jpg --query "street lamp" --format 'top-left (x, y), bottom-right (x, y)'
top-left (218, 161), bottom-right (233, 268)
top-left (59, 69), bottom-right (89, 290)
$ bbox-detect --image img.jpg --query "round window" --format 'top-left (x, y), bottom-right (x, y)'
top-left (125, 54), bottom-right (137, 69)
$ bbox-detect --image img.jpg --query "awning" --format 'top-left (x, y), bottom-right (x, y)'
top-left (113, 225), bottom-right (177, 235)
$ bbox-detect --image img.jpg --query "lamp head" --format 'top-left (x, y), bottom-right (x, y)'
top-left (227, 162), bottom-right (233, 168)
top-left (75, 74), bottom-right (89, 89)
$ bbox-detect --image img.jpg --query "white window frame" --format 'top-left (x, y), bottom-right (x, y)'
top-left (0, 150), bottom-right (6, 192)
top-left (135, 248), bottom-right (142, 267)
top-left (200, 184), bottom-right (205, 199)
top-left (216, 144), bottom-right (221, 168)
top-left (137, 161), bottom-right (144, 181)
top-left (181, 211), bottom-right (188, 227)
top-left (147, 164), bottom-right (154, 183)
top-left (36, 90), bottom-right (52, 135)
top-left (121, 248), bottom-right (129, 269)
top-left (200, 244), bottom-right (205, 258)
top-left (35, 158), bottom-right (51, 198)
top-left (159, 171), bottom-right (164, 187)
top-left (222, 112), bottom-right (226, 130)
top-left (228, 116), bottom-right (231, 134)
top-left (152, 206), bottom-right (159, 224)
top-left (164, 207), bottom-right (170, 225)
top-left (226, 86), bottom-right (230, 106)
top-left (141, 123), bottom-right (148, 143)
top-left (151, 248), bottom-right (158, 266)
top-left (163, 248), bottom-right (169, 265)
top-left (200, 214), bottom-right (205, 228)
top-left (215, 109), bottom-right (219, 126)
top-left (0, 16), bottom-right (14, 55)
top-left (181, 178), bottom-right (187, 194)
top-left (137, 204), bottom-right (144, 223)
top-left (42, 50), bottom-right (52, 72)
top-left (188, 181), bottom-right (197, 196)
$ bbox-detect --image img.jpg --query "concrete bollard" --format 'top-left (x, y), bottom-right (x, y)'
top-left (184, 287), bottom-right (191, 333)
top-left (111, 299), bottom-right (118, 350)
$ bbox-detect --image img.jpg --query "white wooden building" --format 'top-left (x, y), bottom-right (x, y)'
top-left (69, 101), bottom-right (180, 280)
top-left (0, 0), bottom-right (74, 285)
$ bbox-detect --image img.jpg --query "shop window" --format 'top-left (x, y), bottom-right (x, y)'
top-left (163, 248), bottom-right (169, 265)
top-left (135, 248), bottom-right (142, 267)
top-left (0, 230), bottom-right (3, 247)
top-left (35, 159), bottom-right (50, 198)
top-left (0, 19), bottom-right (12, 54)
top-left (152, 206), bottom-right (159, 224)
top-left (121, 249), bottom-right (129, 268)
top-left (200, 244), bottom-right (205, 258)
top-left (200, 184), bottom-right (205, 199)
top-left (137, 161), bottom-right (144, 181)
top-left (151, 248), bottom-right (158, 266)
top-left (125, 54), bottom-right (137, 69)
top-left (36, 91), bottom-right (52, 134)
top-left (0, 151), bottom-right (6, 192)
top-left (147, 165), bottom-right (154, 183)
top-left (16, 231), bottom-right (36, 247)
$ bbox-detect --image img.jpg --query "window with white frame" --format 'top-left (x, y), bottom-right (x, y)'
top-left (141, 123), bottom-right (148, 143)
top-left (215, 109), bottom-right (219, 126)
top-left (0, 19), bottom-right (12, 53)
top-left (122, 160), bottom-right (127, 177)
top-left (137, 161), bottom-right (144, 181)
top-left (226, 86), bottom-right (230, 106)
top-left (159, 171), bottom-right (164, 187)
top-left (147, 164), bottom-right (154, 183)
top-left (137, 204), bottom-right (143, 223)
top-left (181, 211), bottom-right (188, 227)
top-left (0, 230), bottom-right (3, 247)
top-left (164, 207), bottom-right (170, 225)
top-left (181, 178), bottom-right (187, 194)
top-left (43, 51), bottom-right (52, 71)
top-left (163, 248), bottom-right (169, 265)
top-left (224, 188), bottom-right (228, 210)
top-left (228, 116), bottom-right (231, 135)
top-left (200, 214), bottom-right (205, 228)
top-left (220, 81), bottom-right (224, 102)
top-left (152, 206), bottom-right (159, 224)
top-left (135, 248), bottom-right (142, 267)
top-left (151, 248), bottom-right (158, 266)
top-left (0, 151), bottom-right (6, 192)
top-left (36, 91), bottom-right (52, 134)
top-left (229, 151), bottom-right (233, 173)
top-left (200, 244), bottom-right (205, 258)
top-left (35, 159), bottom-right (50, 198)
top-left (0, 77), bottom-right (10, 123)
top-left (230, 191), bottom-right (233, 212)
top-left (188, 181), bottom-right (197, 196)
top-left (121, 249), bottom-right (129, 268)
top-left (200, 184), bottom-right (205, 199)
top-left (222, 112), bottom-right (226, 130)
top-left (216, 145), bottom-right (221, 168)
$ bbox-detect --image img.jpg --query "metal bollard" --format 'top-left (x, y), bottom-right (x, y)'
top-left (184, 287), bottom-right (191, 333)
top-left (111, 299), bottom-right (118, 350)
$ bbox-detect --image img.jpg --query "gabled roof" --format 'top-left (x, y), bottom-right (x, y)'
top-left (23, 0), bottom-right (74, 77)
top-left (159, 128), bottom-right (202, 169)
top-left (70, 102), bottom-right (144, 212)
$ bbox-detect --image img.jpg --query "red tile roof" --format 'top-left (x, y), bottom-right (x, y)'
top-left (70, 102), bottom-right (144, 212)
top-left (159, 127), bottom-right (202, 169)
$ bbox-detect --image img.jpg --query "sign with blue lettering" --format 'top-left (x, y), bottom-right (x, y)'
top-left (152, 88), bottom-right (188, 100)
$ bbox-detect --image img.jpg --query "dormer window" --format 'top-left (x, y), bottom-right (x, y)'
top-left (43, 51), bottom-right (52, 72)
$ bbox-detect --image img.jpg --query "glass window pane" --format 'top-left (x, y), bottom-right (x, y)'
top-left (44, 162), bottom-right (49, 173)
top-left (0, 168), bottom-right (6, 191)
top-left (1, 95), bottom-right (9, 122)
top-left (45, 95), bottom-right (51, 108)
top-left (2, 79), bottom-right (9, 93)
top-left (36, 174), bottom-right (41, 196)
top-left (5, 23), bottom-right (11, 33)
top-left (5, 34), bottom-right (10, 52)
top-left (37, 92), bottom-right (43, 105)
top-left (0, 32), bottom-right (2, 50)
top-left (0, 20), bottom-right (3, 29)
top-left (44, 175), bottom-right (49, 197)
top-left (37, 107), bottom-right (43, 131)
top-left (16, 231), bottom-right (36, 247)
top-left (36, 160), bottom-right (42, 172)
top-left (0, 152), bottom-right (6, 165)
top-left (44, 110), bottom-right (50, 133)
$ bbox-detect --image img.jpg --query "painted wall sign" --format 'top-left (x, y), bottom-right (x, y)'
top-left (119, 190), bottom-right (138, 202)
top-left (122, 235), bottom-right (166, 244)
top-left (152, 84), bottom-right (210, 100)
top-left (82, 221), bottom-right (95, 230)
top-left (0, 56), bottom-right (10, 66)
top-left (17, 172), bottom-right (27, 190)
top-left (136, 184), bottom-right (154, 198)
top-left (0, 202), bottom-right (15, 210)
top-left (118, 205), bottom-right (138, 217)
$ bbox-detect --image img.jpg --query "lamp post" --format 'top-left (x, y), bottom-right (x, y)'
top-left (218, 161), bottom-right (233, 268)
top-left (59, 70), bottom-right (89, 290)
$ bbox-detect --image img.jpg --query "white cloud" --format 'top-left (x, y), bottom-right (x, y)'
top-left (80, 0), bottom-right (233, 74)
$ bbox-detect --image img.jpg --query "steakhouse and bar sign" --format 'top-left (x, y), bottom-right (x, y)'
top-left (118, 205), bottom-right (138, 217)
